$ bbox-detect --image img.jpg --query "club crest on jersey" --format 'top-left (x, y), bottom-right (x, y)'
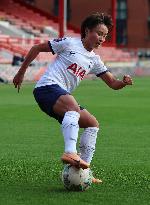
top-left (53, 37), bottom-right (66, 42)
top-left (67, 63), bottom-right (86, 80)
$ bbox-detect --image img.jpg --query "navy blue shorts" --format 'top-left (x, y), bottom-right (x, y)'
top-left (33, 84), bottom-right (84, 124)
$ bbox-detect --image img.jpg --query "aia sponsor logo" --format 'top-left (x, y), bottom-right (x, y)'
top-left (67, 63), bottom-right (86, 80)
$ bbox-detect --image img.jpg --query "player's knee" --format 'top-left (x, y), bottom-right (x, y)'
top-left (61, 95), bottom-right (80, 113)
top-left (92, 117), bottom-right (99, 128)
top-left (95, 120), bottom-right (99, 128)
top-left (66, 105), bottom-right (80, 113)
top-left (86, 116), bottom-right (99, 128)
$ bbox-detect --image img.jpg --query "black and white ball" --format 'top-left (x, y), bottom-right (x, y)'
top-left (62, 164), bottom-right (93, 191)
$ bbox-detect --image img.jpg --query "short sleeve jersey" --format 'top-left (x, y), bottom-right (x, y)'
top-left (35, 37), bottom-right (108, 93)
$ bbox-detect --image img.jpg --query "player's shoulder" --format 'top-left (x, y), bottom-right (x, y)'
top-left (50, 36), bottom-right (72, 44)
top-left (59, 36), bottom-right (79, 42)
top-left (94, 54), bottom-right (101, 60)
top-left (93, 53), bottom-right (101, 61)
top-left (63, 37), bottom-right (82, 50)
top-left (60, 36), bottom-right (80, 46)
top-left (92, 53), bottom-right (105, 65)
top-left (64, 36), bottom-right (81, 45)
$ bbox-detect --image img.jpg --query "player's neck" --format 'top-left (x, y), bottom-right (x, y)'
top-left (81, 38), bottom-right (93, 52)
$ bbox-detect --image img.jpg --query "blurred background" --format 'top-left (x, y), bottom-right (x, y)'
top-left (0, 0), bottom-right (150, 83)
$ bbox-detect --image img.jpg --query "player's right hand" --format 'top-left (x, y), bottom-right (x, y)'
top-left (13, 72), bottom-right (24, 93)
top-left (123, 75), bottom-right (133, 85)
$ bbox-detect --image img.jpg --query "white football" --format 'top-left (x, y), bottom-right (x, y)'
top-left (62, 164), bottom-right (93, 191)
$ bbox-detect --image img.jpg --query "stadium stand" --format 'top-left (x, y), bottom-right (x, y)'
top-left (95, 47), bottom-right (138, 63)
top-left (0, 0), bottom-right (139, 82)
top-left (0, 0), bottom-right (137, 63)
top-left (0, 0), bottom-right (77, 38)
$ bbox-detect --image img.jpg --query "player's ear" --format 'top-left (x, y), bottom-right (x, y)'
top-left (85, 28), bottom-right (89, 36)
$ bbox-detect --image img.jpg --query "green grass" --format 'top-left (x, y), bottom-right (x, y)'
top-left (0, 77), bottom-right (150, 205)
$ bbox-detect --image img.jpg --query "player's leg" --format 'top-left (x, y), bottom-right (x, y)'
top-left (79, 108), bottom-right (99, 128)
top-left (79, 109), bottom-right (102, 183)
top-left (79, 109), bottom-right (99, 165)
top-left (33, 85), bottom-right (89, 169)
top-left (53, 94), bottom-right (90, 169)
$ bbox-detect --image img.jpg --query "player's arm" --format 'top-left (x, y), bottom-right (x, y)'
top-left (13, 42), bottom-right (53, 92)
top-left (99, 71), bottom-right (133, 90)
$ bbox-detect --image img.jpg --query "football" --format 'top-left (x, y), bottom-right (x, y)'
top-left (61, 164), bottom-right (93, 191)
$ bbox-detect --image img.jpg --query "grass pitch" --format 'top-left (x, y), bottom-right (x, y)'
top-left (0, 77), bottom-right (150, 205)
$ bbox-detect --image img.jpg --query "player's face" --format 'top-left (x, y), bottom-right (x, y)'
top-left (86, 24), bottom-right (108, 49)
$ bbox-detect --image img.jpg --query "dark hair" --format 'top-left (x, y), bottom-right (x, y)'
top-left (81, 12), bottom-right (113, 39)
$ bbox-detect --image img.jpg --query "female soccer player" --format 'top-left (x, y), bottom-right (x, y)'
top-left (13, 13), bottom-right (133, 183)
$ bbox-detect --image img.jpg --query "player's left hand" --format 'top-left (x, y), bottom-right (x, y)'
top-left (123, 75), bottom-right (133, 85)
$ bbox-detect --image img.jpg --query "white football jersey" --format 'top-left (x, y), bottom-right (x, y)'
top-left (35, 37), bottom-right (108, 93)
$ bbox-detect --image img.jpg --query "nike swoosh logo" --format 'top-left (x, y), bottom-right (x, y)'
top-left (70, 51), bottom-right (75, 55)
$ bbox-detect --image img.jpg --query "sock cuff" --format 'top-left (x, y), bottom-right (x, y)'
top-left (84, 127), bottom-right (99, 133)
top-left (64, 111), bottom-right (80, 120)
